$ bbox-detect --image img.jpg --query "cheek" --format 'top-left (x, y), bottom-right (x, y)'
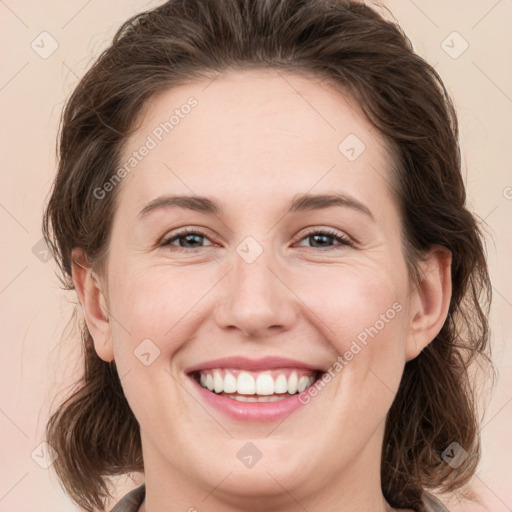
top-left (107, 250), bottom-right (408, 374)
top-left (304, 265), bottom-right (402, 338)
top-left (104, 266), bottom-right (199, 417)
top-left (296, 264), bottom-right (408, 381)
top-left (107, 262), bottom-right (210, 356)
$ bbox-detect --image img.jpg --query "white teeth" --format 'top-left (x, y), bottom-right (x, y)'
top-left (255, 373), bottom-right (274, 395)
top-left (297, 376), bottom-right (309, 393)
top-left (237, 371), bottom-right (255, 394)
top-left (213, 369), bottom-right (223, 393)
top-left (206, 373), bottom-right (214, 391)
top-left (223, 372), bottom-right (237, 393)
top-left (196, 369), bottom-right (317, 396)
top-left (274, 374), bottom-right (288, 394)
top-left (288, 372), bottom-right (298, 394)
top-left (228, 395), bottom-right (285, 402)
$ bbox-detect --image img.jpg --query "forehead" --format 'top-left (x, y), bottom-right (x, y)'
top-left (116, 68), bottom-right (394, 217)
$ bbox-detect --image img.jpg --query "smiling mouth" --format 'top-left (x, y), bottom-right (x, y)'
top-left (189, 368), bottom-right (324, 402)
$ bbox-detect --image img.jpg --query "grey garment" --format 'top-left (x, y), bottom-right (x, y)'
top-left (110, 484), bottom-right (450, 512)
top-left (110, 484), bottom-right (145, 512)
top-left (421, 491), bottom-right (450, 512)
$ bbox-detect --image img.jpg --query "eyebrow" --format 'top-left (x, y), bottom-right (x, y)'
top-left (137, 192), bottom-right (374, 221)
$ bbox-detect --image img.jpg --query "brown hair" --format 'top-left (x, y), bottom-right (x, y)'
top-left (42, 1), bottom-right (495, 511)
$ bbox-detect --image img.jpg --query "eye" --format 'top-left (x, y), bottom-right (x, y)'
top-left (295, 228), bottom-right (353, 250)
top-left (159, 227), bottom-right (353, 252)
top-left (160, 228), bottom-right (214, 250)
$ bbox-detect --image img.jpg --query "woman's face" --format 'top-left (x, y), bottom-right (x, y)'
top-left (75, 69), bottom-right (450, 508)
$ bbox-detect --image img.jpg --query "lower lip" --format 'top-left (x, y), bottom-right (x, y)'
top-left (187, 374), bottom-right (315, 422)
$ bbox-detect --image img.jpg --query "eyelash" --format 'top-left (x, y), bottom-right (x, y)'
top-left (159, 227), bottom-right (353, 252)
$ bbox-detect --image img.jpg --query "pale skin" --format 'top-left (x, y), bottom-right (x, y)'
top-left (72, 68), bottom-right (452, 512)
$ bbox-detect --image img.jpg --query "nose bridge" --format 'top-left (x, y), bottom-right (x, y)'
top-left (214, 239), bottom-right (297, 337)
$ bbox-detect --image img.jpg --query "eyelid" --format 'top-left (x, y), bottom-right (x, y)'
top-left (159, 226), bottom-right (355, 251)
top-left (294, 226), bottom-right (354, 248)
top-left (159, 227), bottom-right (215, 248)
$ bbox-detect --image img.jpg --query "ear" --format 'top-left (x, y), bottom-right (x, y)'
top-left (405, 244), bottom-right (452, 362)
top-left (71, 247), bottom-right (114, 362)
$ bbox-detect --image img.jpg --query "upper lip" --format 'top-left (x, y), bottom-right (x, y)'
top-left (184, 356), bottom-right (325, 374)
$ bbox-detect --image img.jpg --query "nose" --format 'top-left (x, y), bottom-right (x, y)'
top-left (214, 248), bottom-right (298, 339)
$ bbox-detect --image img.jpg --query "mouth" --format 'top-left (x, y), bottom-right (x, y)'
top-left (183, 355), bottom-right (328, 422)
top-left (188, 368), bottom-right (325, 402)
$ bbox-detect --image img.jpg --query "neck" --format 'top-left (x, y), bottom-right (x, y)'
top-left (138, 421), bottom-right (408, 512)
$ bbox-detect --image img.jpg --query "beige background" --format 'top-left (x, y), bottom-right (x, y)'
top-left (1, 1), bottom-right (511, 511)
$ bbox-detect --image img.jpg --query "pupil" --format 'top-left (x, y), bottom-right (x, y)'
top-left (182, 234), bottom-right (202, 247)
top-left (311, 234), bottom-right (331, 247)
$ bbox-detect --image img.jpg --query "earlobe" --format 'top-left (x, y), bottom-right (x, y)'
top-left (405, 245), bottom-right (452, 362)
top-left (71, 248), bottom-right (114, 362)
